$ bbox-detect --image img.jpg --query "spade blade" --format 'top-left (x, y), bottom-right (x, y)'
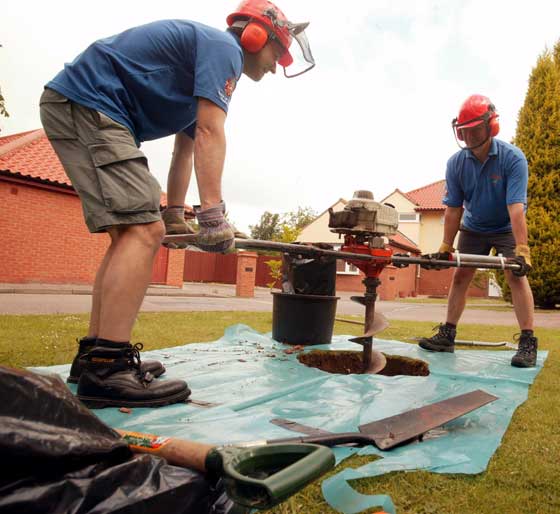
top-left (359, 389), bottom-right (498, 450)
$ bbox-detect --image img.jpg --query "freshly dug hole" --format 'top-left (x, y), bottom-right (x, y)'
top-left (298, 350), bottom-right (429, 376)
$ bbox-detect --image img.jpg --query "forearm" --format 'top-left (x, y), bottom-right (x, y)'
top-left (194, 126), bottom-right (226, 210)
top-left (508, 204), bottom-right (528, 246)
top-left (167, 133), bottom-right (194, 206)
top-left (442, 207), bottom-right (463, 247)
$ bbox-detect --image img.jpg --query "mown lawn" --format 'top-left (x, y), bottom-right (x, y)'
top-left (0, 312), bottom-right (558, 514)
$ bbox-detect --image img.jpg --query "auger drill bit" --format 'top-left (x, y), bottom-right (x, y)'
top-left (349, 277), bottom-right (387, 373)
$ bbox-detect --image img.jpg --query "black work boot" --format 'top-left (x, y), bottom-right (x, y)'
top-left (77, 341), bottom-right (190, 408)
top-left (418, 323), bottom-right (457, 353)
top-left (511, 332), bottom-right (538, 368)
top-left (67, 337), bottom-right (166, 384)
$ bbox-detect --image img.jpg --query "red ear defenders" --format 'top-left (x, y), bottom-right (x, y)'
top-left (453, 105), bottom-right (500, 141)
top-left (240, 22), bottom-right (270, 53)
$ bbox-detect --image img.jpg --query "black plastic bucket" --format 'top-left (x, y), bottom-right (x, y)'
top-left (272, 292), bottom-right (339, 345)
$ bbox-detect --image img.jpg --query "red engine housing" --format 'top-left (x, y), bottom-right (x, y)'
top-left (341, 235), bottom-right (393, 278)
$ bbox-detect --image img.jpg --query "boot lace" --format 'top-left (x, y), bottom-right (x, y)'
top-left (126, 343), bottom-right (153, 384)
top-left (432, 323), bottom-right (455, 339)
top-left (513, 333), bottom-right (537, 357)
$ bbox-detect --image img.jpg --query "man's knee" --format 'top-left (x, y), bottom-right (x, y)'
top-left (115, 221), bottom-right (166, 250)
top-left (504, 270), bottom-right (528, 289)
top-left (452, 268), bottom-right (475, 288)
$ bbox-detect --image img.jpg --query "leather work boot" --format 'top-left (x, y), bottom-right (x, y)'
top-left (67, 337), bottom-right (165, 384)
top-left (511, 333), bottom-right (538, 368)
top-left (418, 323), bottom-right (457, 353)
top-left (77, 342), bottom-right (190, 408)
top-left (162, 208), bottom-right (196, 235)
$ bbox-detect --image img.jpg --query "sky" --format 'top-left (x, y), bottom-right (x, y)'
top-left (1, 0), bottom-right (559, 232)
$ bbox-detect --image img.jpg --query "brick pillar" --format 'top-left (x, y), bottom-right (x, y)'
top-left (378, 266), bottom-right (398, 301)
top-left (166, 248), bottom-right (186, 287)
top-left (236, 252), bottom-right (258, 298)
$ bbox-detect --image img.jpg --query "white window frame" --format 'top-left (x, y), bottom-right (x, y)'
top-left (333, 244), bottom-right (360, 275)
top-left (398, 212), bottom-right (420, 223)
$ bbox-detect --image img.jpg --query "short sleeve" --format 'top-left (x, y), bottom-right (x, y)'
top-left (442, 157), bottom-right (464, 207)
top-left (505, 154), bottom-right (528, 205)
top-left (194, 40), bottom-right (243, 113)
top-left (182, 122), bottom-right (196, 140)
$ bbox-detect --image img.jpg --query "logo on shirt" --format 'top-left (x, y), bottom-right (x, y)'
top-left (224, 77), bottom-right (237, 98)
top-left (490, 173), bottom-right (501, 185)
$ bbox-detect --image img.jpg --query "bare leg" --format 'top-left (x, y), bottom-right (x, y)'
top-left (505, 271), bottom-right (534, 330)
top-left (97, 221), bottom-right (165, 342)
top-left (88, 239), bottom-right (114, 338)
top-left (446, 268), bottom-right (476, 325)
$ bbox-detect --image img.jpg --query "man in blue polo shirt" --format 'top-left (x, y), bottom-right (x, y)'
top-left (418, 94), bottom-right (538, 367)
top-left (39, 0), bottom-right (315, 408)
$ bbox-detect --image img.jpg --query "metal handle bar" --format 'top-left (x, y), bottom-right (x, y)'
top-left (162, 235), bottom-right (521, 271)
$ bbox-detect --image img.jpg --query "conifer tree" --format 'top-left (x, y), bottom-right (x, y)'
top-left (498, 41), bottom-right (560, 308)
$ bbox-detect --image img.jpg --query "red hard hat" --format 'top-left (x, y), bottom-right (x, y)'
top-left (227, 0), bottom-right (293, 67)
top-left (456, 94), bottom-right (497, 129)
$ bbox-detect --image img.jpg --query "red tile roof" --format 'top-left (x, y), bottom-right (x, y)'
top-left (389, 231), bottom-right (420, 253)
top-left (405, 180), bottom-right (446, 211)
top-left (0, 129), bottom-right (72, 188)
top-left (0, 129), bottom-right (169, 206)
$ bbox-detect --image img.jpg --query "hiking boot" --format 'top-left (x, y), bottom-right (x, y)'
top-left (76, 342), bottom-right (190, 408)
top-left (67, 337), bottom-right (166, 384)
top-left (418, 323), bottom-right (456, 353)
top-left (511, 333), bottom-right (538, 368)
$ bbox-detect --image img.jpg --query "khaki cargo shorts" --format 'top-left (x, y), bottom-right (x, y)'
top-left (39, 88), bottom-right (162, 233)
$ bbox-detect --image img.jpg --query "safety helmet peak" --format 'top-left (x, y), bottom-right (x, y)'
top-left (227, 0), bottom-right (315, 77)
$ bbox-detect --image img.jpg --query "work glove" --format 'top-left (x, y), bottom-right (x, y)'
top-left (162, 205), bottom-right (196, 249)
top-left (511, 244), bottom-right (532, 277)
top-left (392, 253), bottom-right (410, 268)
top-left (195, 201), bottom-right (235, 253)
top-left (421, 242), bottom-right (454, 270)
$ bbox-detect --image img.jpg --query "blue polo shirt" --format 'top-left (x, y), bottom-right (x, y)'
top-left (46, 20), bottom-right (244, 145)
top-left (443, 138), bottom-right (528, 233)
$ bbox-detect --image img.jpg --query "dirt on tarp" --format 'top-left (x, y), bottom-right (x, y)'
top-left (298, 350), bottom-right (430, 376)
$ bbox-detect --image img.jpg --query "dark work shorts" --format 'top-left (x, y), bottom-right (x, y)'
top-left (457, 228), bottom-right (516, 258)
top-left (39, 88), bottom-right (162, 233)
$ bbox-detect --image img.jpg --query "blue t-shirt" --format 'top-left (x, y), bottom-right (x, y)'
top-left (443, 138), bottom-right (528, 233)
top-left (46, 20), bottom-right (244, 144)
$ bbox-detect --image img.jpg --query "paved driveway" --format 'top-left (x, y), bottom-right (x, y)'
top-left (1, 283), bottom-right (558, 328)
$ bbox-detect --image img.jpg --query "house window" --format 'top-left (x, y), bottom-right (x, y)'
top-left (334, 245), bottom-right (360, 275)
top-left (398, 213), bottom-right (419, 223)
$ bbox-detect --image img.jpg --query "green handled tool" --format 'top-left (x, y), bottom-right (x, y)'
top-left (118, 429), bottom-right (334, 510)
top-left (206, 443), bottom-right (335, 509)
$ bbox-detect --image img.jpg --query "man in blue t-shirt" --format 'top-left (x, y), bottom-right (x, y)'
top-left (39, 0), bottom-right (315, 408)
top-left (418, 94), bottom-right (538, 368)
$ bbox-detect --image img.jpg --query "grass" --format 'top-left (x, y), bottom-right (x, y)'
top-left (1, 312), bottom-right (558, 513)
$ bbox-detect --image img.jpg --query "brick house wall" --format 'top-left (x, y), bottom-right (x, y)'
top-left (1, 178), bottom-right (183, 286)
top-left (0, 179), bottom-right (109, 284)
top-left (418, 268), bottom-right (489, 297)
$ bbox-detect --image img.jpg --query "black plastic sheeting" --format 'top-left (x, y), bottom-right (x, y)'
top-left (0, 365), bottom-right (243, 514)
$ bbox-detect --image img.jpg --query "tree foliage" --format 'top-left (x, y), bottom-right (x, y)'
top-left (0, 46), bottom-right (8, 119)
top-left (249, 207), bottom-right (317, 242)
top-left (497, 41), bottom-right (560, 308)
top-left (249, 211), bottom-right (281, 240)
top-left (0, 87), bottom-right (8, 118)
